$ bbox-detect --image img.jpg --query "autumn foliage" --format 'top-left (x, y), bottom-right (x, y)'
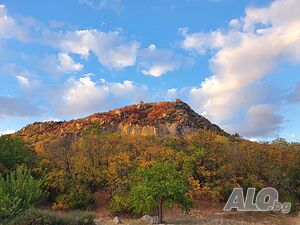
top-left (9, 131), bottom-right (297, 214)
top-left (1, 101), bottom-right (300, 216)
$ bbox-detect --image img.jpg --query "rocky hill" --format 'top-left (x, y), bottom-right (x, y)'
top-left (16, 100), bottom-right (229, 144)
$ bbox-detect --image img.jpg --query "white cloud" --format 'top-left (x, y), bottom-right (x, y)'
top-left (249, 138), bottom-right (258, 142)
top-left (0, 129), bottom-right (15, 136)
top-left (43, 117), bottom-right (61, 122)
top-left (42, 53), bottom-right (83, 77)
top-left (54, 74), bottom-right (148, 116)
top-left (3, 64), bottom-right (41, 91)
top-left (109, 80), bottom-right (148, 101)
top-left (0, 5), bottom-right (28, 41)
top-left (52, 29), bottom-right (139, 69)
top-left (16, 75), bottom-right (30, 88)
top-left (16, 75), bottom-right (40, 91)
top-left (179, 27), bottom-right (242, 54)
top-left (181, 0), bottom-right (300, 137)
top-left (55, 74), bottom-right (110, 116)
top-left (166, 88), bottom-right (178, 101)
top-left (57, 53), bottom-right (83, 73)
top-left (0, 5), bottom-right (138, 70)
top-left (1, 5), bottom-right (186, 75)
top-left (140, 44), bottom-right (184, 77)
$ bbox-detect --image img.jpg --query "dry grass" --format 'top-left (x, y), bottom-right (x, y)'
top-left (95, 218), bottom-right (272, 225)
top-left (94, 211), bottom-right (299, 225)
top-left (93, 193), bottom-right (299, 225)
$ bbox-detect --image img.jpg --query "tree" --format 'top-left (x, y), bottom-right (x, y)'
top-left (130, 163), bottom-right (193, 223)
top-left (0, 167), bottom-right (46, 222)
top-left (0, 135), bottom-right (36, 174)
top-left (43, 136), bottom-right (76, 175)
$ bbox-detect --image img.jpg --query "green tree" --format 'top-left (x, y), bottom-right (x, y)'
top-left (0, 136), bottom-right (35, 174)
top-left (130, 163), bottom-right (193, 223)
top-left (0, 167), bottom-right (46, 222)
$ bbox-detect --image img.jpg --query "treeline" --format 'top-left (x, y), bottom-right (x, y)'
top-left (0, 131), bottom-right (300, 221)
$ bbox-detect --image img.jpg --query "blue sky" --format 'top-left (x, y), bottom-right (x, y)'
top-left (0, 0), bottom-right (300, 141)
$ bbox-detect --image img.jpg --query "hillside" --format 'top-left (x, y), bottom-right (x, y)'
top-left (16, 100), bottom-right (229, 144)
top-left (4, 100), bottom-right (300, 222)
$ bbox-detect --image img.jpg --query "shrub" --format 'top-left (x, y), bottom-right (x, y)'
top-left (109, 192), bottom-right (131, 214)
top-left (282, 194), bottom-right (299, 215)
top-left (53, 186), bottom-right (95, 210)
top-left (0, 167), bottom-right (46, 222)
top-left (8, 209), bottom-right (95, 225)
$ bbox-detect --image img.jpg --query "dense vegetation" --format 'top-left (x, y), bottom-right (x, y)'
top-left (9, 209), bottom-right (95, 225)
top-left (0, 135), bottom-right (36, 174)
top-left (0, 167), bottom-right (45, 222)
top-left (0, 130), bottom-right (300, 223)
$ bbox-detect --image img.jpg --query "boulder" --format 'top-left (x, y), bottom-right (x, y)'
top-left (141, 215), bottom-right (159, 224)
top-left (141, 215), bottom-right (152, 223)
top-left (113, 216), bottom-right (122, 224)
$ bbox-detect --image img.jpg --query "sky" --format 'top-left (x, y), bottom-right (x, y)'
top-left (0, 0), bottom-right (300, 141)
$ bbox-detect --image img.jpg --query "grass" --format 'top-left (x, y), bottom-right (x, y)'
top-left (7, 209), bottom-right (95, 225)
top-left (94, 218), bottom-right (265, 225)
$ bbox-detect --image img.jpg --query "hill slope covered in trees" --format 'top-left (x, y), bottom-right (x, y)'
top-left (0, 101), bottom-right (299, 222)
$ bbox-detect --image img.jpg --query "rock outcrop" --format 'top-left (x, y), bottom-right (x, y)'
top-left (16, 100), bottom-right (228, 145)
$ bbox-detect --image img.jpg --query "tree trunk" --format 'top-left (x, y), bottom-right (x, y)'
top-left (158, 199), bottom-right (163, 223)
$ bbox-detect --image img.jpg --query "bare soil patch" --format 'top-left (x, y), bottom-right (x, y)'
top-left (93, 196), bottom-right (299, 225)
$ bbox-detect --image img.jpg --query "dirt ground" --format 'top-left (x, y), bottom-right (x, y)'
top-left (93, 192), bottom-right (300, 225)
top-left (94, 208), bottom-right (300, 225)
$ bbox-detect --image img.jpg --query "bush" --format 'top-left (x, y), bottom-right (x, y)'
top-left (0, 167), bottom-right (46, 222)
top-left (282, 194), bottom-right (299, 215)
top-left (8, 209), bottom-right (95, 225)
top-left (109, 192), bottom-right (131, 214)
top-left (53, 186), bottom-right (95, 210)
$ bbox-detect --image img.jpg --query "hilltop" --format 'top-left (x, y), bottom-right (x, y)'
top-left (16, 100), bottom-right (228, 145)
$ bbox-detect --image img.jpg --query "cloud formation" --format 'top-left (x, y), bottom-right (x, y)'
top-left (139, 44), bottom-right (184, 77)
top-left (108, 80), bottom-right (148, 101)
top-left (3, 64), bottom-right (41, 91)
top-left (0, 5), bottom-right (28, 41)
top-left (55, 74), bottom-right (110, 116)
top-left (0, 96), bottom-right (42, 118)
top-left (181, 0), bottom-right (300, 137)
top-left (0, 6), bottom-right (139, 71)
top-left (224, 104), bottom-right (283, 137)
top-left (1, 5), bottom-right (186, 76)
top-left (54, 74), bottom-right (148, 116)
top-left (0, 128), bottom-right (15, 136)
top-left (57, 53), bottom-right (83, 73)
top-left (49, 29), bottom-right (140, 70)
